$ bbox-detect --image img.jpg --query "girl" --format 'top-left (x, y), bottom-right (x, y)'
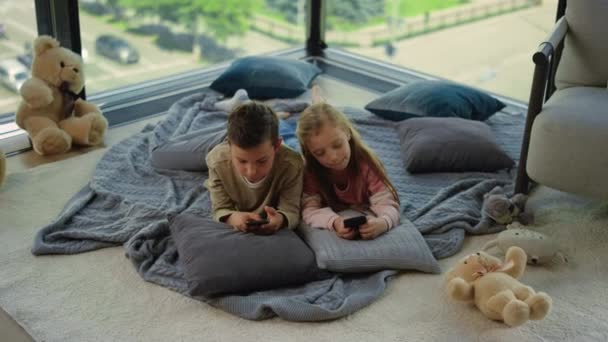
top-left (296, 102), bottom-right (400, 240)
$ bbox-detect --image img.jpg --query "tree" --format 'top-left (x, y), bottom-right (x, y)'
top-left (327, 0), bottom-right (385, 24)
top-left (118, 0), bottom-right (258, 41)
top-left (265, 0), bottom-right (298, 22)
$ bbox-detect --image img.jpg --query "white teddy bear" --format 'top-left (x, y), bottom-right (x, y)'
top-left (482, 222), bottom-right (567, 265)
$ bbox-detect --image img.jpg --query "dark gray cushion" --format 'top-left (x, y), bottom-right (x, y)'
top-left (397, 117), bottom-right (514, 173)
top-left (209, 56), bottom-right (322, 99)
top-left (151, 128), bottom-right (227, 171)
top-left (365, 80), bottom-right (505, 121)
top-left (170, 213), bottom-right (324, 297)
top-left (297, 210), bottom-right (440, 274)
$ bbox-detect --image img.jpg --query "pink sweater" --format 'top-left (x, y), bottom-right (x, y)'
top-left (302, 161), bottom-right (400, 230)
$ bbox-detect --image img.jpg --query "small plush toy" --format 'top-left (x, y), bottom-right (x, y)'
top-left (15, 36), bottom-right (107, 156)
top-left (477, 186), bottom-right (533, 232)
top-left (0, 148), bottom-right (5, 188)
top-left (445, 246), bottom-right (552, 327)
top-left (483, 222), bottom-right (567, 265)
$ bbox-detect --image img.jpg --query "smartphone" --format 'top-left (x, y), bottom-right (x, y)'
top-left (343, 216), bottom-right (367, 229)
top-left (246, 219), bottom-right (269, 228)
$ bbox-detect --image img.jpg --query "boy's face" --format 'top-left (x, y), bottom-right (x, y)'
top-left (230, 139), bottom-right (282, 183)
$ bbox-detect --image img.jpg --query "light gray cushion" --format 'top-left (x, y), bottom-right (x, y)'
top-left (527, 87), bottom-right (608, 199)
top-left (297, 211), bottom-right (440, 274)
top-left (170, 213), bottom-right (325, 297)
top-left (397, 117), bottom-right (514, 173)
top-left (555, 1), bottom-right (608, 89)
top-left (151, 128), bottom-right (227, 171)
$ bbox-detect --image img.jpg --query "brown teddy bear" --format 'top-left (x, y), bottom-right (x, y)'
top-left (16, 36), bottom-right (107, 155)
top-left (445, 246), bottom-right (552, 327)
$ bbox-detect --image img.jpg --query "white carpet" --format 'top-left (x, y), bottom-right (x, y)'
top-left (2, 144), bottom-right (608, 341)
top-left (2, 78), bottom-right (608, 340)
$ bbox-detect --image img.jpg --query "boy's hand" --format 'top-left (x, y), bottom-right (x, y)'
top-left (249, 206), bottom-right (283, 235)
top-left (226, 211), bottom-right (261, 232)
top-left (333, 217), bottom-right (357, 240)
top-left (359, 216), bottom-right (388, 240)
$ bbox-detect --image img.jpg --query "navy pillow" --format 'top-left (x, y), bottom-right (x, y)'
top-left (210, 56), bottom-right (322, 100)
top-left (365, 80), bottom-right (506, 121)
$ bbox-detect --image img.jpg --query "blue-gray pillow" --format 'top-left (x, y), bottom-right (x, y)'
top-left (170, 213), bottom-right (325, 297)
top-left (210, 56), bottom-right (322, 100)
top-left (365, 80), bottom-right (506, 121)
top-left (151, 128), bottom-right (227, 171)
top-left (297, 210), bottom-right (440, 274)
top-left (397, 117), bottom-right (514, 173)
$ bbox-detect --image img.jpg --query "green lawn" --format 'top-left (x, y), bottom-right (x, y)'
top-left (258, 0), bottom-right (470, 32)
top-left (391, 0), bottom-right (469, 18)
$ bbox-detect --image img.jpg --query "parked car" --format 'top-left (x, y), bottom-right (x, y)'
top-left (95, 35), bottom-right (139, 64)
top-left (0, 58), bottom-right (29, 93)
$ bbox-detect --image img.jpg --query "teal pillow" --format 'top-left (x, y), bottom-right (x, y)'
top-left (210, 56), bottom-right (321, 100)
top-left (365, 80), bottom-right (505, 121)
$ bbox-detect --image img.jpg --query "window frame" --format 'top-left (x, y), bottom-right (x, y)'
top-left (0, 0), bottom-right (529, 156)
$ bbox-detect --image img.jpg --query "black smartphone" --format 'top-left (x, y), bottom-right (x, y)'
top-left (343, 216), bottom-right (367, 229)
top-left (246, 219), bottom-right (269, 228)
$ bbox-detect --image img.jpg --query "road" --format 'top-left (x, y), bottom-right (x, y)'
top-left (0, 1), bottom-right (289, 116)
top-left (0, 0), bottom-right (557, 115)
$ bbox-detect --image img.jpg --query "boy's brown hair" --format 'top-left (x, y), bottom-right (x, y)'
top-left (227, 101), bottom-right (279, 148)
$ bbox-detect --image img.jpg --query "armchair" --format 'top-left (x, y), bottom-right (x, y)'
top-left (515, 0), bottom-right (608, 199)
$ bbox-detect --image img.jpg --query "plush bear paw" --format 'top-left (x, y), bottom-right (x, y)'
top-left (446, 277), bottom-right (473, 301)
top-left (33, 127), bottom-right (72, 155)
top-left (24, 85), bottom-right (53, 109)
top-left (502, 299), bottom-right (530, 327)
top-left (86, 113), bottom-right (108, 146)
top-left (526, 292), bottom-right (552, 320)
top-left (59, 113), bottom-right (107, 146)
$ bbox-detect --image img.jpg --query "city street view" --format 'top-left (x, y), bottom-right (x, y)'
top-left (0, 0), bottom-right (555, 116)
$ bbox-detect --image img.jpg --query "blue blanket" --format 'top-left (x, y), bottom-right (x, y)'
top-left (32, 91), bottom-right (524, 320)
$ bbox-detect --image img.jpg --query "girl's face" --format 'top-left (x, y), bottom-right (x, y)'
top-left (305, 123), bottom-right (351, 171)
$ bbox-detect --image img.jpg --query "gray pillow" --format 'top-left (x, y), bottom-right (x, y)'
top-left (170, 213), bottom-right (325, 297)
top-left (151, 128), bottom-right (227, 171)
top-left (397, 117), bottom-right (514, 173)
top-left (297, 211), bottom-right (440, 274)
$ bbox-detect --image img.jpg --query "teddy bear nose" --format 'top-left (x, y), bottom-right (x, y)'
top-left (73, 67), bottom-right (79, 73)
top-left (531, 258), bottom-right (538, 264)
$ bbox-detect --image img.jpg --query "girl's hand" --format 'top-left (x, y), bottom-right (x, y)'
top-left (249, 206), bottom-right (283, 235)
top-left (359, 216), bottom-right (388, 240)
top-left (333, 217), bottom-right (357, 240)
top-left (226, 211), bottom-right (261, 232)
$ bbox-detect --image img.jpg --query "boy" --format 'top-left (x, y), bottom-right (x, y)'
top-left (205, 101), bottom-right (303, 234)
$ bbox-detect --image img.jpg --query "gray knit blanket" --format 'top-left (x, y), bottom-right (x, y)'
top-left (31, 91), bottom-right (524, 321)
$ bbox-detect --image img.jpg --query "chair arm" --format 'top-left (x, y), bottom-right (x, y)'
top-left (534, 17), bottom-right (568, 65)
top-left (515, 17), bottom-right (568, 195)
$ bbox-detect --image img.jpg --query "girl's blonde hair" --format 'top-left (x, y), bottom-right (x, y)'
top-left (296, 103), bottom-right (399, 209)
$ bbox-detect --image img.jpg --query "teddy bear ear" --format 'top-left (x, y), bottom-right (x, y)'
top-left (34, 35), bottom-right (60, 56)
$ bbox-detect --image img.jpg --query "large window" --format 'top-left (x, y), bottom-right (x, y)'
top-left (0, 2), bottom-right (38, 151)
top-left (325, 0), bottom-right (556, 102)
top-left (78, 0), bottom-right (304, 94)
top-left (0, 0), bottom-right (308, 153)
top-left (0, 2), bottom-right (38, 116)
